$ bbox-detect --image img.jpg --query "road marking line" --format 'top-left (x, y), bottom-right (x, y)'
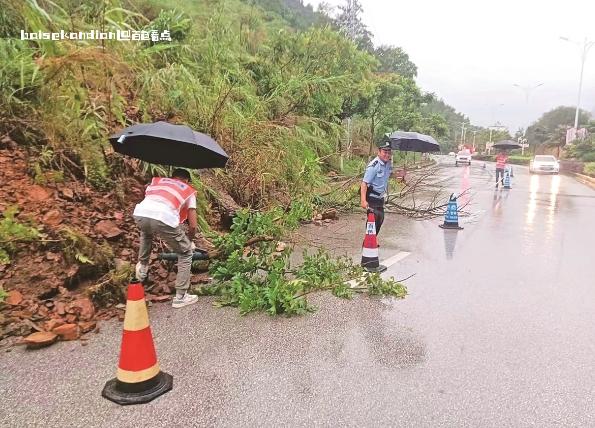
top-left (347, 251), bottom-right (411, 287)
top-left (382, 251), bottom-right (411, 268)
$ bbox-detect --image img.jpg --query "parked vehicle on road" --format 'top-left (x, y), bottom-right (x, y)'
top-left (455, 150), bottom-right (471, 166)
top-left (529, 155), bottom-right (559, 174)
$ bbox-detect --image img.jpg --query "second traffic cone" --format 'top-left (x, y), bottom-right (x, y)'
top-left (102, 280), bottom-right (173, 405)
top-left (439, 193), bottom-right (464, 230)
top-left (361, 211), bottom-right (387, 273)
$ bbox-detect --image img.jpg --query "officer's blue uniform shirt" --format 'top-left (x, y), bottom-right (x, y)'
top-left (363, 156), bottom-right (392, 197)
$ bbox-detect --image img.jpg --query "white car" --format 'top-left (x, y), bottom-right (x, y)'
top-left (530, 155), bottom-right (560, 174)
top-left (455, 150), bottom-right (471, 166)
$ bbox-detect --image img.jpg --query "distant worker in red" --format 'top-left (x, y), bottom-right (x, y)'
top-left (133, 168), bottom-right (198, 309)
top-left (495, 150), bottom-right (508, 188)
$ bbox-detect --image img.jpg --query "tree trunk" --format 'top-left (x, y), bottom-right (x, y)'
top-left (368, 116), bottom-right (376, 159)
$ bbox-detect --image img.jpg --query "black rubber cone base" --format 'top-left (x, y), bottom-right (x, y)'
top-left (363, 264), bottom-right (387, 273)
top-left (439, 223), bottom-right (464, 230)
top-left (102, 371), bottom-right (173, 405)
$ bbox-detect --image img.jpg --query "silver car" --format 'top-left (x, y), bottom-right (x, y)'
top-left (455, 150), bottom-right (471, 166)
top-left (530, 155), bottom-right (560, 174)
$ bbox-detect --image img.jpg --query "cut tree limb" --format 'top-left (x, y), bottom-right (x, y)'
top-left (206, 235), bottom-right (276, 259)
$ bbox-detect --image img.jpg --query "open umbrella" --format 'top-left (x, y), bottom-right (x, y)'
top-left (109, 122), bottom-right (229, 169)
top-left (492, 140), bottom-right (521, 150)
top-left (384, 131), bottom-right (441, 153)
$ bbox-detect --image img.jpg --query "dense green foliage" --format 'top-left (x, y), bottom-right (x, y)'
top-left (422, 99), bottom-right (512, 153)
top-left (0, 0), bottom-right (470, 208)
top-left (584, 162), bottom-right (595, 177)
top-left (0, 206), bottom-right (40, 264)
top-left (565, 137), bottom-right (595, 162)
top-left (197, 207), bottom-right (407, 315)
top-left (526, 107), bottom-right (592, 146)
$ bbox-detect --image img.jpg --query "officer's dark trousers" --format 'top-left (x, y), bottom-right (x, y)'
top-left (367, 198), bottom-right (385, 236)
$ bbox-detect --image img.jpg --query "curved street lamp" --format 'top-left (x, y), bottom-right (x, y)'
top-left (513, 83), bottom-right (544, 104)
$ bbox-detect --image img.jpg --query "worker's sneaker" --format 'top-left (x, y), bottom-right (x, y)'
top-left (135, 262), bottom-right (148, 282)
top-left (172, 293), bottom-right (198, 309)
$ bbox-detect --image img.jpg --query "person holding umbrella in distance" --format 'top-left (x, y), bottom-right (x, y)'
top-left (495, 150), bottom-right (508, 188)
top-left (492, 140), bottom-right (522, 189)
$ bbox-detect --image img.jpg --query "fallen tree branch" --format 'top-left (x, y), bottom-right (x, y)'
top-left (206, 235), bottom-right (276, 259)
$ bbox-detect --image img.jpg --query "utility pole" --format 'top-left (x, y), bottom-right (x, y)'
top-left (560, 36), bottom-right (595, 131)
top-left (513, 83), bottom-right (543, 152)
top-left (460, 123), bottom-right (467, 148)
top-left (472, 130), bottom-right (478, 152)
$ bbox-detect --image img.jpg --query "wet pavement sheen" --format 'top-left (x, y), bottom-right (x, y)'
top-left (1, 158), bottom-right (594, 427)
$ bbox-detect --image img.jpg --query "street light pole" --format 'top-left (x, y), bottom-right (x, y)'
top-left (560, 36), bottom-right (595, 130)
top-left (513, 83), bottom-right (544, 104)
top-left (460, 123), bottom-right (466, 147)
top-left (513, 83), bottom-right (543, 155)
top-left (472, 130), bottom-right (477, 152)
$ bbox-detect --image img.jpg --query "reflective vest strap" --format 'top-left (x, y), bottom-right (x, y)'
top-left (144, 178), bottom-right (196, 222)
top-left (145, 188), bottom-right (180, 208)
top-left (496, 156), bottom-right (507, 168)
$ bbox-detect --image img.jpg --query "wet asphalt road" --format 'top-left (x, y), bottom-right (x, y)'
top-left (1, 157), bottom-right (595, 427)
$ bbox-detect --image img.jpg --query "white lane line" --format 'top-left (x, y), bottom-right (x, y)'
top-left (382, 251), bottom-right (411, 268)
top-left (347, 251), bottom-right (411, 287)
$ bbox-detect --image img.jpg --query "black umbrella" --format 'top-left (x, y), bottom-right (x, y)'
top-left (109, 122), bottom-right (229, 169)
top-left (492, 140), bottom-right (521, 150)
top-left (384, 131), bottom-right (441, 153)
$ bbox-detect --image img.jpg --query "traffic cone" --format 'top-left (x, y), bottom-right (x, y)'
top-left (361, 211), bottom-right (387, 273)
top-left (503, 168), bottom-right (512, 189)
top-left (439, 194), bottom-right (464, 230)
top-left (102, 280), bottom-right (173, 405)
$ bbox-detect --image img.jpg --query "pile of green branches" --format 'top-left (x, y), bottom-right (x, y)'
top-left (195, 206), bottom-right (407, 316)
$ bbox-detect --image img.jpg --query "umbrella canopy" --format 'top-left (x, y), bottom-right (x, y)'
top-left (492, 140), bottom-right (522, 150)
top-left (109, 122), bottom-right (229, 169)
top-left (384, 131), bottom-right (441, 153)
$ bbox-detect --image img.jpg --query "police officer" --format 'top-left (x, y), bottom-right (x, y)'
top-left (360, 141), bottom-right (392, 236)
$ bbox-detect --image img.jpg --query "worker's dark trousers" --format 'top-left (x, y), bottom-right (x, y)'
top-left (495, 168), bottom-right (505, 185)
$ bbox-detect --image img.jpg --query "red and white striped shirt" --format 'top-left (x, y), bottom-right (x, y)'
top-left (496, 153), bottom-right (507, 169)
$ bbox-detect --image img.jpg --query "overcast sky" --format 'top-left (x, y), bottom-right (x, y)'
top-left (305, 0), bottom-right (595, 133)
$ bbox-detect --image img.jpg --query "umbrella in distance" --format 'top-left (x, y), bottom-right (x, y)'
top-left (492, 140), bottom-right (522, 150)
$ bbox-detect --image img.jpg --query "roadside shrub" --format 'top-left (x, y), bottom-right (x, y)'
top-left (584, 162), bottom-right (595, 177)
top-left (0, 205), bottom-right (40, 265)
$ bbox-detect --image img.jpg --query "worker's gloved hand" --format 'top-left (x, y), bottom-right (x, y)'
top-left (190, 242), bottom-right (196, 251)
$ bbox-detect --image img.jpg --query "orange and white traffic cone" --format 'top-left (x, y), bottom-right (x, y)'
top-left (102, 280), bottom-right (173, 405)
top-left (361, 210), bottom-right (387, 273)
